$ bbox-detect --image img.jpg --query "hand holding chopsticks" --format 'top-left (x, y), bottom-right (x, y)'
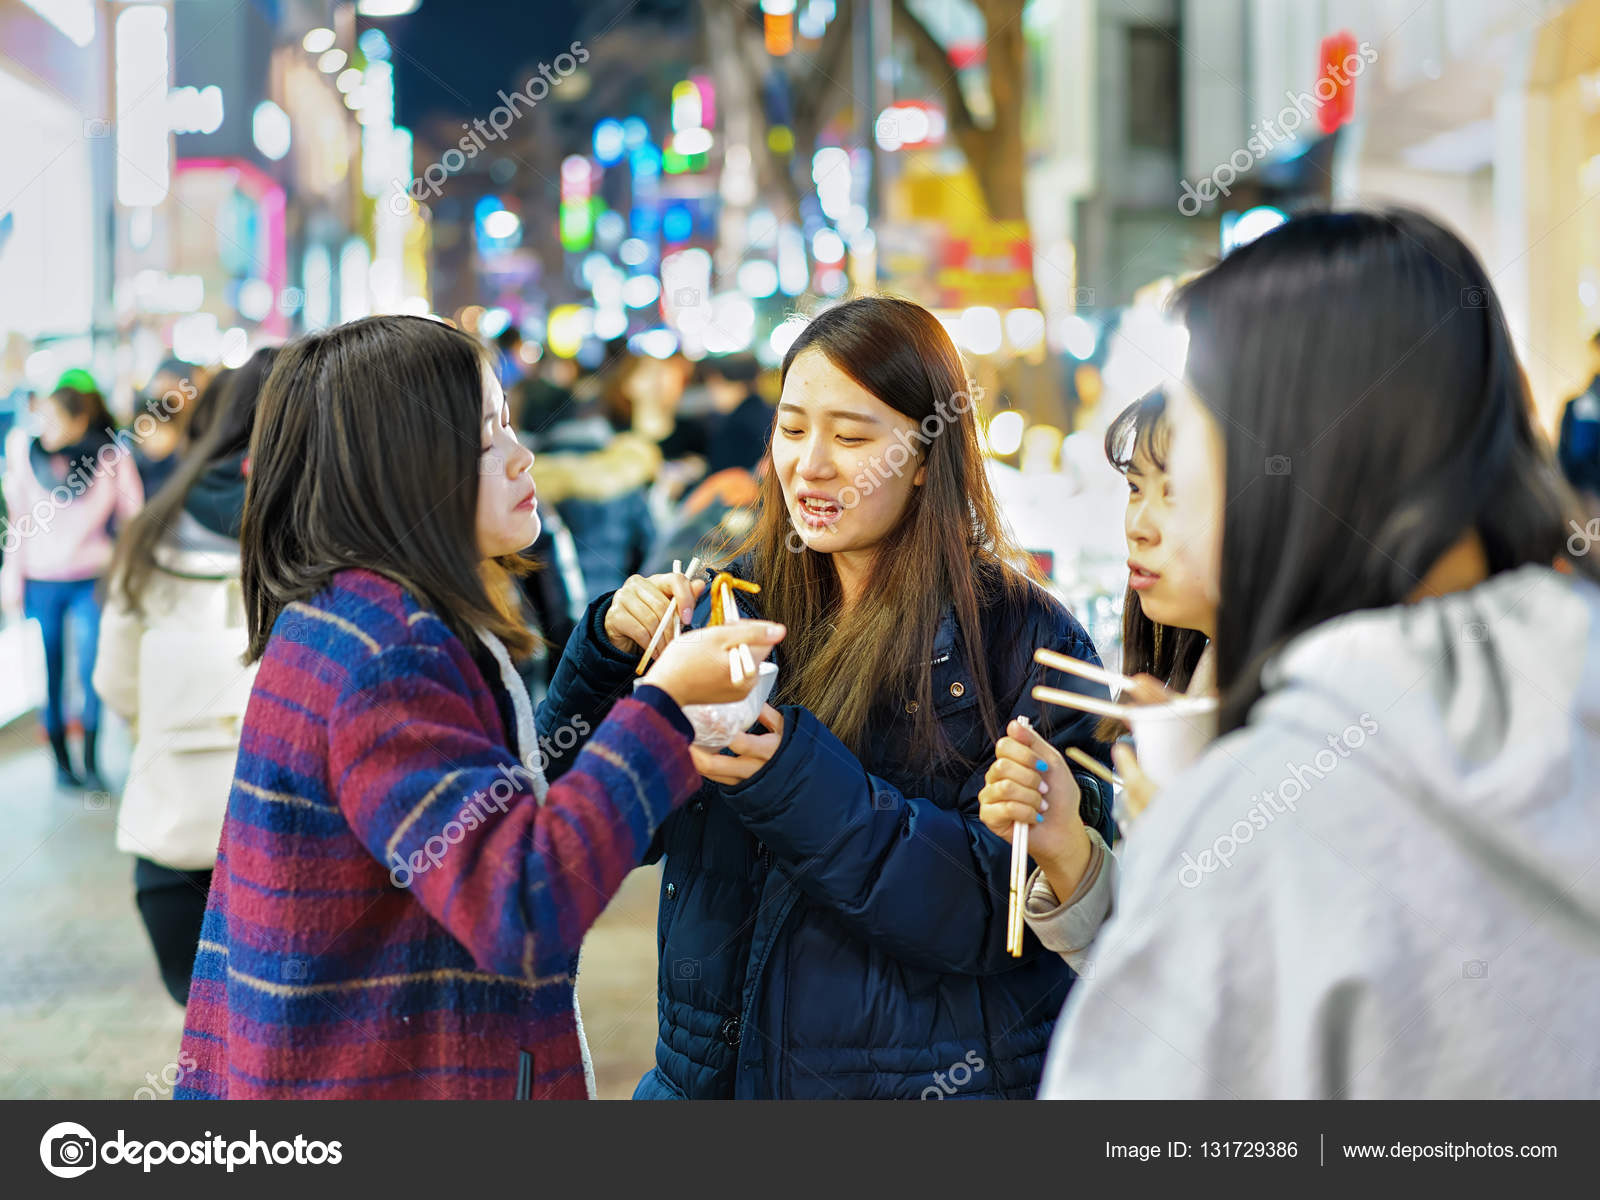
top-left (634, 557), bottom-right (703, 676)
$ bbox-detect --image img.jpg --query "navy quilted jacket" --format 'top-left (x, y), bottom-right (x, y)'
top-left (543, 563), bottom-right (1116, 1100)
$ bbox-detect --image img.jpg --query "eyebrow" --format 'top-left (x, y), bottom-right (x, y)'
top-left (777, 402), bottom-right (883, 424)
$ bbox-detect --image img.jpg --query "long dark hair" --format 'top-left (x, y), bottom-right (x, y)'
top-left (1172, 208), bottom-right (1600, 734)
top-left (1097, 390), bottom-right (1209, 740)
top-left (241, 315), bottom-right (532, 663)
top-left (110, 349), bottom-right (277, 615)
top-left (731, 295), bottom-right (1031, 767)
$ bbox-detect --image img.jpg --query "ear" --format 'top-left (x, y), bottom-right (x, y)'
top-left (913, 462), bottom-right (927, 487)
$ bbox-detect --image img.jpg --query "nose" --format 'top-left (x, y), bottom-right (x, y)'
top-left (505, 436), bottom-right (534, 479)
top-left (1126, 496), bottom-right (1157, 548)
top-left (796, 432), bottom-right (836, 481)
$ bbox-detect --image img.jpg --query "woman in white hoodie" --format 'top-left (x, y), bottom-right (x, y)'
top-left (1029, 208), bottom-right (1600, 1098)
top-left (94, 349), bottom-right (275, 1005)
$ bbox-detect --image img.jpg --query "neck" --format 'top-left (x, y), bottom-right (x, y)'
top-left (1407, 530), bottom-right (1490, 603)
top-left (831, 549), bottom-right (873, 611)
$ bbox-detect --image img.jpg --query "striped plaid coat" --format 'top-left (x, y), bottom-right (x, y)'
top-left (176, 569), bottom-right (697, 1099)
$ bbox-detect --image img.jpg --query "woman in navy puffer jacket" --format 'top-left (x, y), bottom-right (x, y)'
top-left (548, 297), bottom-right (1114, 1097)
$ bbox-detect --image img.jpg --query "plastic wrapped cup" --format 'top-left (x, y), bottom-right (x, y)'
top-left (673, 661), bottom-right (778, 749)
top-left (1128, 697), bottom-right (1217, 787)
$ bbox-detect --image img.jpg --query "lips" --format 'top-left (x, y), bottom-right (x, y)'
top-left (1128, 560), bottom-right (1160, 591)
top-left (795, 491), bottom-right (842, 530)
top-left (515, 486), bottom-right (538, 512)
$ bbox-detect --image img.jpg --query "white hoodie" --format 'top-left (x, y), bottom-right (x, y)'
top-left (1040, 565), bottom-right (1600, 1099)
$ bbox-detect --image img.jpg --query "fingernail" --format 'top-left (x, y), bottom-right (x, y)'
top-left (1038, 782), bottom-right (1049, 795)
top-left (1036, 760), bottom-right (1048, 772)
top-left (1039, 799), bottom-right (1049, 811)
top-left (767, 623), bottom-right (785, 637)
top-left (681, 608), bottom-right (693, 623)
top-left (1035, 813), bottom-right (1044, 824)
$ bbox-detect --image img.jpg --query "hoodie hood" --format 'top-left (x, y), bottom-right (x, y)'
top-left (1259, 564), bottom-right (1600, 925)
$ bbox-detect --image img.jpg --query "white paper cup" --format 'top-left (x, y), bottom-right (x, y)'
top-left (673, 661), bottom-right (779, 749)
top-left (1128, 697), bottom-right (1218, 787)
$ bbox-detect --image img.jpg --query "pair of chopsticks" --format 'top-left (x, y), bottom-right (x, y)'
top-left (635, 556), bottom-right (702, 676)
top-left (1030, 646), bottom-right (1142, 721)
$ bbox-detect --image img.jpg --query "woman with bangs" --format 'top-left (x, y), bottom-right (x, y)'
top-left (978, 388), bottom-right (1218, 972)
top-left (553, 294), bottom-right (1119, 1099)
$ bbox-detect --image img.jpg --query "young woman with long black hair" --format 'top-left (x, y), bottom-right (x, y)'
top-left (978, 389), bottom-right (1216, 967)
top-left (1040, 208), bottom-right (1600, 1098)
top-left (175, 315), bottom-right (783, 1099)
top-left (545, 295), bottom-right (1117, 1098)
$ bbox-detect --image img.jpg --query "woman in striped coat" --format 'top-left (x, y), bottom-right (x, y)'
top-left (176, 316), bottom-right (782, 1099)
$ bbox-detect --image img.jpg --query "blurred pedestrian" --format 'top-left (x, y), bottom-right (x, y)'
top-left (598, 295), bottom-right (1115, 1099)
top-left (534, 354), bottom-right (659, 601)
top-left (1556, 330), bottom-right (1600, 510)
top-left (131, 358), bottom-right (195, 498)
top-left (1041, 208), bottom-right (1600, 1099)
top-left (94, 349), bottom-right (274, 1006)
top-left (176, 314), bottom-right (784, 1099)
top-left (701, 355), bottom-right (774, 476)
top-left (1, 379), bottom-right (143, 788)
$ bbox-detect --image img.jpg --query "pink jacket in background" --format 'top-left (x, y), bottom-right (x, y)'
top-left (1, 428), bottom-right (145, 607)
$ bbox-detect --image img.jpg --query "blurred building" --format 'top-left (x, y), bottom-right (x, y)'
top-left (1182, 0), bottom-right (1600, 431)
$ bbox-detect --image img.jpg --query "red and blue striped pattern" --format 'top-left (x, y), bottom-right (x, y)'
top-left (177, 569), bottom-right (697, 1099)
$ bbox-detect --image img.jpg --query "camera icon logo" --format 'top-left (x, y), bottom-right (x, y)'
top-left (480, 452), bottom-right (505, 475)
top-left (1460, 287), bottom-right (1488, 309)
top-left (40, 1122), bottom-right (97, 1178)
top-left (673, 958), bottom-right (700, 980)
top-left (1265, 455), bottom-right (1291, 476)
top-left (283, 957), bottom-right (308, 981)
top-left (277, 286), bottom-right (305, 316)
top-left (673, 287), bottom-right (700, 308)
top-left (1462, 959), bottom-right (1489, 979)
top-left (84, 790), bottom-right (111, 813)
top-left (1461, 621), bottom-right (1488, 643)
top-left (1071, 287), bottom-right (1096, 307)
top-left (83, 119), bottom-right (111, 139)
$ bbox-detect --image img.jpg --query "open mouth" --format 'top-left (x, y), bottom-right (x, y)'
top-left (1128, 561), bottom-right (1161, 591)
top-left (796, 494), bottom-right (843, 529)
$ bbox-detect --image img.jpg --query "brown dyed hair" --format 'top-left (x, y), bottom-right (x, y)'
top-left (730, 295), bottom-right (1030, 767)
top-left (241, 315), bottom-right (532, 663)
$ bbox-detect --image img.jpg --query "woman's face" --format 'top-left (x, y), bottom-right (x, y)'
top-left (475, 369), bottom-right (539, 558)
top-left (1124, 441), bottom-right (1217, 638)
top-left (772, 349), bottom-right (926, 559)
top-left (37, 398), bottom-right (88, 452)
top-left (1146, 381), bottom-right (1225, 632)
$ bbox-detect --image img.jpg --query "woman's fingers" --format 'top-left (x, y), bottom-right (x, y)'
top-left (658, 572), bottom-right (704, 625)
top-left (1124, 673), bottom-right (1175, 705)
top-left (1111, 741), bottom-right (1156, 819)
top-left (690, 745), bottom-right (761, 783)
top-left (985, 757), bottom-right (1049, 798)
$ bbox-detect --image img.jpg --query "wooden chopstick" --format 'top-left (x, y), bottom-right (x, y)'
top-left (1034, 647), bottom-right (1140, 694)
top-left (1032, 685), bottom-right (1134, 722)
top-left (635, 556), bottom-right (702, 675)
top-left (1065, 746), bottom-right (1120, 788)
